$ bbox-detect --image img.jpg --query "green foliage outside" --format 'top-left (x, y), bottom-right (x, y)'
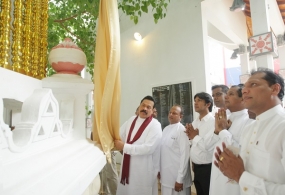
top-left (119, 0), bottom-right (170, 24)
top-left (47, 0), bottom-right (170, 78)
top-left (48, 0), bottom-right (99, 77)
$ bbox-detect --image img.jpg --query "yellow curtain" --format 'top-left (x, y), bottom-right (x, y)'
top-left (93, 0), bottom-right (121, 163)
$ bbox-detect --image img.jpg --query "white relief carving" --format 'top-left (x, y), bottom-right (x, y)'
top-left (5, 89), bottom-right (63, 152)
top-left (0, 68), bottom-right (104, 195)
top-left (59, 98), bottom-right (75, 137)
top-left (0, 97), bottom-right (10, 149)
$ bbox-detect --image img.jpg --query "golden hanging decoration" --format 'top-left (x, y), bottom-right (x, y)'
top-left (38, 0), bottom-right (49, 79)
top-left (22, 0), bottom-right (33, 76)
top-left (31, 0), bottom-right (41, 78)
top-left (0, 0), bottom-right (13, 69)
top-left (0, 0), bottom-right (49, 79)
top-left (12, 0), bottom-right (24, 74)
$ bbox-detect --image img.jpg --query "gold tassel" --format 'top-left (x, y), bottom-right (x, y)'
top-left (12, 0), bottom-right (24, 74)
top-left (38, 0), bottom-right (49, 79)
top-left (22, 0), bottom-right (33, 76)
top-left (0, 0), bottom-right (12, 70)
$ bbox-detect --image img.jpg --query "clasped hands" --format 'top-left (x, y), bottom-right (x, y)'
top-left (214, 142), bottom-right (245, 183)
top-left (214, 109), bottom-right (232, 135)
top-left (185, 123), bottom-right (199, 140)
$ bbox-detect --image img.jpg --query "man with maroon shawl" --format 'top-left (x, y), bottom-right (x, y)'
top-left (115, 96), bottom-right (162, 195)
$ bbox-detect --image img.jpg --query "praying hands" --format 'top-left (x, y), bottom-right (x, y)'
top-left (185, 123), bottom-right (199, 140)
top-left (214, 142), bottom-right (245, 183)
top-left (214, 109), bottom-right (232, 135)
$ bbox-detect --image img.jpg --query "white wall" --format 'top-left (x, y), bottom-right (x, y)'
top-left (119, 0), bottom-right (249, 124)
top-left (120, 0), bottom-right (213, 123)
top-left (202, 0), bottom-right (247, 45)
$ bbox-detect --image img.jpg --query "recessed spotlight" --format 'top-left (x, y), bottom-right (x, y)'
top-left (134, 32), bottom-right (142, 41)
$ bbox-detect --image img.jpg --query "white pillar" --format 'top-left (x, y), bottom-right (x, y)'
top-left (83, 68), bottom-right (93, 139)
top-left (240, 52), bottom-right (250, 74)
top-left (278, 46), bottom-right (285, 70)
top-left (42, 74), bottom-right (94, 139)
top-left (190, 0), bottom-right (211, 93)
top-left (250, 0), bottom-right (274, 70)
top-left (249, 60), bottom-right (257, 71)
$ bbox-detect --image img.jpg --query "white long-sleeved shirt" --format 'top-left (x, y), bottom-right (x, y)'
top-left (160, 122), bottom-right (192, 188)
top-left (120, 116), bottom-right (161, 156)
top-left (117, 116), bottom-right (162, 195)
top-left (218, 109), bottom-right (253, 148)
top-left (190, 113), bottom-right (218, 164)
top-left (209, 109), bottom-right (254, 195)
top-left (212, 107), bottom-right (231, 118)
top-left (238, 105), bottom-right (285, 195)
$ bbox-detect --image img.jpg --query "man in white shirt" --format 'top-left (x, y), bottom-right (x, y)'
top-left (159, 105), bottom-right (192, 195)
top-left (153, 107), bottom-right (158, 118)
top-left (211, 85), bottom-right (229, 114)
top-left (185, 92), bottom-right (218, 195)
top-left (214, 68), bottom-right (285, 195)
top-left (209, 84), bottom-right (253, 195)
top-left (115, 96), bottom-right (162, 195)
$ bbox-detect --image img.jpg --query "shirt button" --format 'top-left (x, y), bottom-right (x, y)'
top-left (250, 142), bottom-right (253, 144)
top-left (243, 187), bottom-right (248, 191)
top-left (254, 132), bottom-right (256, 134)
top-left (247, 151), bottom-right (250, 154)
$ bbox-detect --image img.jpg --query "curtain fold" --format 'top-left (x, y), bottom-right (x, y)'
top-left (93, 0), bottom-right (121, 163)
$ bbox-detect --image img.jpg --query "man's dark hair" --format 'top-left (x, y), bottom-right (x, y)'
top-left (231, 84), bottom-right (244, 97)
top-left (140, 95), bottom-right (156, 108)
top-left (194, 92), bottom-right (213, 112)
top-left (211, 85), bottom-right (229, 94)
top-left (251, 68), bottom-right (284, 101)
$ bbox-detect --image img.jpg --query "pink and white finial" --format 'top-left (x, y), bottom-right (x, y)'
top-left (48, 38), bottom-right (87, 75)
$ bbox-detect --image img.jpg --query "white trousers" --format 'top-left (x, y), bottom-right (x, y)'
top-left (161, 185), bottom-right (190, 195)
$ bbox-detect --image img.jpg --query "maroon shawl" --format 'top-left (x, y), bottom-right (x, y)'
top-left (120, 116), bottom-right (153, 185)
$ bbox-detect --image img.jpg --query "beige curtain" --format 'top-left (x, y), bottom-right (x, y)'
top-left (93, 0), bottom-right (121, 163)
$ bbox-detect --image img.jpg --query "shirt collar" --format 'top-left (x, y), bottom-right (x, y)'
top-left (199, 112), bottom-right (213, 122)
top-left (256, 104), bottom-right (284, 121)
top-left (229, 109), bottom-right (247, 119)
top-left (226, 109), bottom-right (231, 116)
top-left (138, 116), bottom-right (146, 122)
top-left (169, 122), bottom-right (181, 127)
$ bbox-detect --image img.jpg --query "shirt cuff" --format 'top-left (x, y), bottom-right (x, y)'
top-left (176, 174), bottom-right (183, 183)
top-left (123, 143), bottom-right (132, 154)
top-left (239, 171), bottom-right (266, 194)
top-left (189, 140), bottom-right (193, 146)
top-left (192, 135), bottom-right (201, 146)
top-left (219, 129), bottom-right (232, 139)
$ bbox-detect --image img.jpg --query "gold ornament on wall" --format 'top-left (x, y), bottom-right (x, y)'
top-left (22, 0), bottom-right (33, 76)
top-left (31, 0), bottom-right (41, 78)
top-left (0, 0), bottom-right (12, 70)
top-left (39, 0), bottom-right (49, 79)
top-left (0, 0), bottom-right (49, 79)
top-left (12, 0), bottom-right (24, 74)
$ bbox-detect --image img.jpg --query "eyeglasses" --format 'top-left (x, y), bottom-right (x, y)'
top-left (212, 92), bottom-right (224, 97)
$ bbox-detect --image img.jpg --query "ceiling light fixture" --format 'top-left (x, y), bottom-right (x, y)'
top-left (230, 45), bottom-right (249, 59)
top-left (230, 49), bottom-right (239, 59)
top-left (277, 34), bottom-right (285, 46)
top-left (134, 32), bottom-right (142, 41)
top-left (230, 0), bottom-right (245, 12)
